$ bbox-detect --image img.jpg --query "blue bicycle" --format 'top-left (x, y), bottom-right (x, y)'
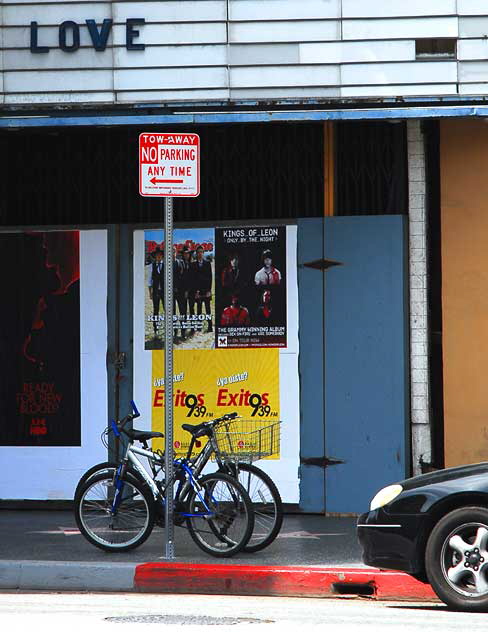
top-left (74, 403), bottom-right (254, 557)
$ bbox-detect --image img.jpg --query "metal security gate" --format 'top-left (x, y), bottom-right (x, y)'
top-left (0, 123), bottom-right (324, 226)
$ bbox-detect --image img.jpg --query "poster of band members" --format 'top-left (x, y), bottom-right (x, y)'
top-left (144, 228), bottom-right (215, 350)
top-left (0, 232), bottom-right (81, 446)
top-left (151, 348), bottom-right (280, 458)
top-left (215, 225), bottom-right (287, 348)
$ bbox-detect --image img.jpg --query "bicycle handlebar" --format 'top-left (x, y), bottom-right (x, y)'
top-left (209, 411), bottom-right (239, 427)
top-left (111, 406), bottom-right (237, 439)
top-left (111, 400), bottom-right (141, 437)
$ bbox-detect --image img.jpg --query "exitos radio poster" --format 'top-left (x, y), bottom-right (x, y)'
top-left (151, 348), bottom-right (280, 457)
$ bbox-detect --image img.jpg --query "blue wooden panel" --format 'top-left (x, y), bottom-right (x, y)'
top-left (297, 218), bottom-right (326, 513)
top-left (324, 216), bottom-right (409, 514)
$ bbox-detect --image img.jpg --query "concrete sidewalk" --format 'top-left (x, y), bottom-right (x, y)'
top-left (0, 510), bottom-right (436, 601)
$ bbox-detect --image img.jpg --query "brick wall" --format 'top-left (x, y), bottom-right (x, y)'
top-left (408, 120), bottom-right (431, 475)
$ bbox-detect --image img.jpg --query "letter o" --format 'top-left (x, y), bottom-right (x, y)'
top-left (59, 21), bottom-right (80, 52)
top-left (249, 393), bottom-right (262, 408)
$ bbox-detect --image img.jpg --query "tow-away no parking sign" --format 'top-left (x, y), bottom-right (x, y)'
top-left (139, 132), bottom-right (200, 197)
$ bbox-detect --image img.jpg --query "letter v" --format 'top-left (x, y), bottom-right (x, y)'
top-left (86, 19), bottom-right (113, 51)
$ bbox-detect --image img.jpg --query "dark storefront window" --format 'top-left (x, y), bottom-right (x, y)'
top-left (1, 119), bottom-right (410, 226)
top-left (335, 121), bottom-right (408, 216)
top-left (0, 123), bottom-right (324, 227)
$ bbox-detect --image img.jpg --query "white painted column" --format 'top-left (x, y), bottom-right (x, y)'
top-left (407, 120), bottom-right (431, 476)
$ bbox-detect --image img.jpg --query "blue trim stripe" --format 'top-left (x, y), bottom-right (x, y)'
top-left (2, 105), bottom-right (488, 128)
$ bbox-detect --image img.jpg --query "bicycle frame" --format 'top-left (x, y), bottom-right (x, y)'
top-left (126, 444), bottom-right (161, 498)
top-left (185, 428), bottom-right (244, 478)
top-left (187, 436), bottom-right (220, 477)
top-left (114, 440), bottom-right (214, 518)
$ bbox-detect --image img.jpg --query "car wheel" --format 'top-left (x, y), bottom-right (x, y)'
top-left (425, 506), bottom-right (488, 611)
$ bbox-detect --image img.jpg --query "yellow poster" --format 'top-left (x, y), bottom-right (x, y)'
top-left (151, 348), bottom-right (280, 458)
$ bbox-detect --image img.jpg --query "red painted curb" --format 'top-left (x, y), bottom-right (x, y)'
top-left (134, 563), bottom-right (437, 601)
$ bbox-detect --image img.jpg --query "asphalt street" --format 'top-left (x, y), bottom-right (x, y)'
top-left (0, 592), bottom-right (478, 632)
top-left (0, 510), bottom-right (363, 566)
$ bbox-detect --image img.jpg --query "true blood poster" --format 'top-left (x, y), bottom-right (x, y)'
top-left (0, 232), bottom-right (81, 446)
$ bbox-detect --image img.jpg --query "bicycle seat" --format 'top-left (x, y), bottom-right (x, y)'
top-left (125, 429), bottom-right (164, 442)
top-left (181, 422), bottom-right (210, 438)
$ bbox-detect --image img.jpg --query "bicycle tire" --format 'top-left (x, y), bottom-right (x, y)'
top-left (74, 461), bottom-right (145, 499)
top-left (185, 472), bottom-right (254, 558)
top-left (75, 471), bottom-right (155, 552)
top-left (223, 462), bottom-right (283, 553)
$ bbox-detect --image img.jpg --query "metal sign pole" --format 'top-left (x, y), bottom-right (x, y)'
top-left (139, 131), bottom-right (200, 559)
top-left (164, 196), bottom-right (175, 559)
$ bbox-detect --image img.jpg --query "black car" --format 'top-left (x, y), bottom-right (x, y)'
top-left (357, 462), bottom-right (488, 611)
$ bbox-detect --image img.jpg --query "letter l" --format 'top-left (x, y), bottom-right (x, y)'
top-left (30, 21), bottom-right (50, 53)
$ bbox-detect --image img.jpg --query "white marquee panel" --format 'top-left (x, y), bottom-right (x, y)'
top-left (229, 20), bottom-right (341, 43)
top-left (342, 0), bottom-right (457, 19)
top-left (113, 65), bottom-right (228, 90)
top-left (300, 40), bottom-right (414, 64)
top-left (342, 61), bottom-right (457, 85)
top-left (229, 0), bottom-right (341, 21)
top-left (343, 17), bottom-right (458, 40)
top-left (231, 64), bottom-right (340, 88)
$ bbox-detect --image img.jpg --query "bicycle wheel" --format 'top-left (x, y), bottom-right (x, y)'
top-left (74, 461), bottom-right (144, 499)
top-left (226, 462), bottom-right (283, 553)
top-left (75, 472), bottom-right (155, 552)
top-left (185, 472), bottom-right (254, 557)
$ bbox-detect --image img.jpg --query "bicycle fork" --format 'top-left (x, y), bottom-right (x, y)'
top-left (110, 463), bottom-right (127, 514)
top-left (177, 462), bottom-right (213, 518)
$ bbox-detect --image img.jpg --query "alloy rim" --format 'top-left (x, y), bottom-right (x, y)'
top-left (441, 522), bottom-right (488, 597)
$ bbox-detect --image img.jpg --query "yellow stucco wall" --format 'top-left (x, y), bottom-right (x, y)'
top-left (441, 119), bottom-right (488, 466)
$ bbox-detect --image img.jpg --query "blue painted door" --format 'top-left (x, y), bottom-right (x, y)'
top-left (298, 216), bottom-right (409, 513)
top-left (297, 219), bottom-right (326, 512)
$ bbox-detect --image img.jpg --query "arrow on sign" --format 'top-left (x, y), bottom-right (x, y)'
top-left (150, 177), bottom-right (184, 185)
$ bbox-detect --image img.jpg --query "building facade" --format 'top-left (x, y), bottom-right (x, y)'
top-left (1, 0), bottom-right (486, 513)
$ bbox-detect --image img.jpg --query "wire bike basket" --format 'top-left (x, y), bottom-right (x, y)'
top-left (213, 419), bottom-right (281, 462)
